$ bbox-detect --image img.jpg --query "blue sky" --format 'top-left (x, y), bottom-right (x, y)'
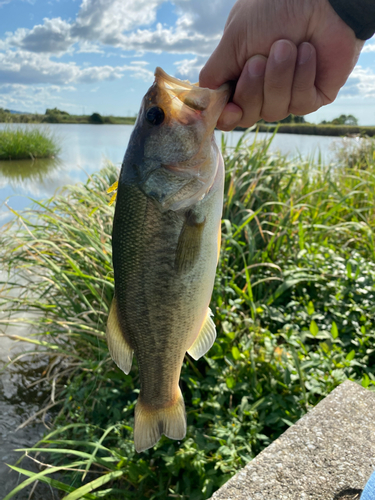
top-left (0, 0), bottom-right (375, 124)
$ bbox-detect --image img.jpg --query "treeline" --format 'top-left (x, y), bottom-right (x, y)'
top-left (239, 113), bottom-right (375, 137)
top-left (0, 107), bottom-right (136, 125)
top-left (2, 108), bottom-right (375, 137)
top-left (256, 123), bottom-right (375, 137)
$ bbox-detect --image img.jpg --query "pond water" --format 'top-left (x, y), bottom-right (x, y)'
top-left (0, 123), bottom-right (344, 226)
top-left (0, 274), bottom-right (53, 498)
top-left (0, 122), bottom-right (351, 496)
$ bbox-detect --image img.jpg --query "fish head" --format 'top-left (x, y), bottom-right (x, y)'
top-left (125, 67), bottom-right (231, 211)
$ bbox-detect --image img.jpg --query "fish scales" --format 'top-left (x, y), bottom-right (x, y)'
top-left (107, 67), bottom-right (231, 452)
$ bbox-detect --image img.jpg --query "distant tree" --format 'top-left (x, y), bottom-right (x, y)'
top-left (43, 114), bottom-right (59, 123)
top-left (89, 112), bottom-right (104, 124)
top-left (45, 108), bottom-right (70, 116)
top-left (258, 114), bottom-right (306, 124)
top-left (331, 114), bottom-right (358, 126)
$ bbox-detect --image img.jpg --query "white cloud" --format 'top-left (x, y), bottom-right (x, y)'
top-left (77, 41), bottom-right (104, 54)
top-left (363, 35), bottom-right (375, 52)
top-left (0, 55), bottom-right (151, 111)
top-left (362, 43), bottom-right (375, 53)
top-left (173, 0), bottom-right (235, 36)
top-left (8, 18), bottom-right (73, 54)
top-left (122, 62), bottom-right (153, 82)
top-left (174, 55), bottom-right (208, 82)
top-left (71, 0), bottom-right (164, 42)
top-left (4, 0), bottom-right (232, 57)
top-left (0, 50), bottom-right (132, 85)
top-left (0, 83), bottom-right (76, 111)
top-left (0, 0), bottom-right (235, 95)
top-left (339, 66), bottom-right (375, 99)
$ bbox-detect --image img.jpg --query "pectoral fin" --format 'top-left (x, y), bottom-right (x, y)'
top-left (187, 308), bottom-right (216, 360)
top-left (175, 210), bottom-right (206, 273)
top-left (106, 297), bottom-right (133, 374)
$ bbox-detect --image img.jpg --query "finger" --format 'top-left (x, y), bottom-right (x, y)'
top-left (217, 55), bottom-right (267, 131)
top-left (230, 55), bottom-right (267, 129)
top-left (261, 39), bottom-right (297, 123)
top-left (216, 102), bottom-right (243, 132)
top-left (199, 34), bottom-right (242, 90)
top-left (289, 43), bottom-right (323, 115)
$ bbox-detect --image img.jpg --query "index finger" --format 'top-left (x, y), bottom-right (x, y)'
top-left (199, 36), bottom-right (242, 90)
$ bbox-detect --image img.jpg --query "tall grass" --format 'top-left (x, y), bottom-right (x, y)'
top-left (1, 134), bottom-right (375, 499)
top-left (0, 126), bottom-right (60, 160)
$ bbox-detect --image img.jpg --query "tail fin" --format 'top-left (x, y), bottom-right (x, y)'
top-left (134, 388), bottom-right (186, 453)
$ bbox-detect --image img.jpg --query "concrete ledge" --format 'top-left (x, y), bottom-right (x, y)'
top-left (210, 381), bottom-right (375, 500)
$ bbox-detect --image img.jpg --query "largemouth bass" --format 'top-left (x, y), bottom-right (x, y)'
top-left (106, 67), bottom-right (231, 453)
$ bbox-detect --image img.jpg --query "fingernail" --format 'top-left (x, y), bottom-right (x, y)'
top-left (298, 42), bottom-right (313, 65)
top-left (273, 40), bottom-right (292, 63)
top-left (248, 55), bottom-right (266, 78)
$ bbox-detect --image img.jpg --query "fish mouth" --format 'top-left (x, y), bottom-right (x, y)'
top-left (153, 67), bottom-right (232, 126)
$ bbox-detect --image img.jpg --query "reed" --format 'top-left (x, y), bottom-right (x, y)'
top-left (1, 134), bottom-right (375, 499)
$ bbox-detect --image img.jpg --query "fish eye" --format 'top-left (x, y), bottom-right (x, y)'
top-left (145, 106), bottom-right (165, 126)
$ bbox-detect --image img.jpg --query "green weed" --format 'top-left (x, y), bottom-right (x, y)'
top-left (1, 134), bottom-right (375, 499)
top-left (0, 125), bottom-right (60, 160)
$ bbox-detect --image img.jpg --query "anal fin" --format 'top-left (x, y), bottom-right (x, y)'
top-left (106, 297), bottom-right (133, 374)
top-left (187, 308), bottom-right (216, 360)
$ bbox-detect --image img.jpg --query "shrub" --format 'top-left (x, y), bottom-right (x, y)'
top-left (90, 112), bottom-right (104, 124)
top-left (1, 135), bottom-right (375, 499)
top-left (0, 126), bottom-right (60, 160)
top-left (331, 136), bottom-right (375, 169)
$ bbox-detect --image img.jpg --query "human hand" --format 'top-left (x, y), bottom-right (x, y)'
top-left (199, 0), bottom-right (365, 131)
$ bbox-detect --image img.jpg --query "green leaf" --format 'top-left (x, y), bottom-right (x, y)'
top-left (307, 301), bottom-right (315, 315)
top-left (3, 462), bottom-right (92, 500)
top-left (346, 262), bottom-right (352, 279)
top-left (63, 470), bottom-right (124, 500)
top-left (362, 374), bottom-right (370, 388)
top-left (231, 347), bottom-right (241, 360)
top-left (346, 350), bottom-right (355, 362)
top-left (226, 377), bottom-right (235, 389)
top-left (309, 320), bottom-right (319, 337)
top-left (331, 321), bottom-right (339, 339)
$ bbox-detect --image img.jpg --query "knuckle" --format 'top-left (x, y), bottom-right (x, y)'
top-left (289, 102), bottom-right (317, 116)
top-left (264, 77), bottom-right (288, 92)
top-left (292, 79), bottom-right (313, 93)
top-left (238, 116), bottom-right (258, 128)
top-left (289, 92), bottom-right (318, 116)
top-left (261, 110), bottom-right (289, 123)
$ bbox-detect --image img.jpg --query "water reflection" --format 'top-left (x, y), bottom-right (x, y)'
top-left (0, 156), bottom-right (61, 185)
top-left (0, 123), bottom-right (347, 226)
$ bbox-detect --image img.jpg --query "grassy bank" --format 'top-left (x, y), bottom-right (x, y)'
top-left (1, 134), bottom-right (375, 499)
top-left (237, 122), bottom-right (375, 137)
top-left (0, 126), bottom-right (60, 160)
top-left (2, 108), bottom-right (375, 136)
top-left (0, 107), bottom-right (136, 125)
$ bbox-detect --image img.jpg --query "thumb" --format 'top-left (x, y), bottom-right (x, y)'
top-left (199, 36), bottom-right (243, 90)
